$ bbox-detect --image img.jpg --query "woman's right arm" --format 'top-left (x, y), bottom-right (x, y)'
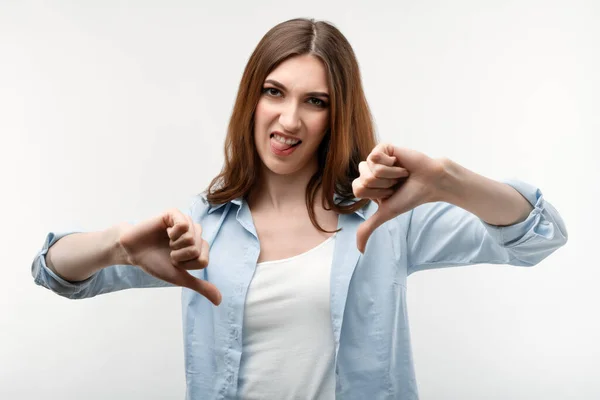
top-left (45, 224), bottom-right (129, 282)
top-left (31, 226), bottom-right (173, 300)
top-left (32, 198), bottom-right (221, 304)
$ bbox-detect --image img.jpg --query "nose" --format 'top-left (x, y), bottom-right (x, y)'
top-left (278, 101), bottom-right (301, 132)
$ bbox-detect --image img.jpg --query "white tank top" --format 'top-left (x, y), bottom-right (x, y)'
top-left (238, 233), bottom-right (337, 400)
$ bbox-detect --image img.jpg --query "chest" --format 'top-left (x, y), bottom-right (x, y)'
top-left (251, 206), bottom-right (339, 264)
top-left (183, 204), bottom-right (413, 399)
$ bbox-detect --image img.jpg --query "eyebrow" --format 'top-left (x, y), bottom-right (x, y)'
top-left (264, 79), bottom-right (329, 99)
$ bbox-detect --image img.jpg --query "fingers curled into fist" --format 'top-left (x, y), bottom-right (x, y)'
top-left (164, 211), bottom-right (209, 270)
top-left (352, 143), bottom-right (409, 201)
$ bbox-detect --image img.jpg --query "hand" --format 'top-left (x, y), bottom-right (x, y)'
top-left (353, 144), bottom-right (447, 253)
top-left (118, 209), bottom-right (222, 305)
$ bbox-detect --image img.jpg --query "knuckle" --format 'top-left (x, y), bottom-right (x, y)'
top-left (362, 175), bottom-right (374, 186)
top-left (198, 247), bottom-right (209, 266)
top-left (353, 179), bottom-right (366, 194)
top-left (180, 221), bottom-right (190, 230)
top-left (198, 256), bottom-right (209, 268)
top-left (188, 247), bottom-right (200, 258)
top-left (183, 233), bottom-right (195, 246)
top-left (172, 223), bottom-right (188, 235)
top-left (372, 164), bottom-right (385, 176)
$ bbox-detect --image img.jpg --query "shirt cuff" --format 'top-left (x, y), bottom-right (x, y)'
top-left (32, 231), bottom-right (97, 294)
top-left (480, 179), bottom-right (551, 247)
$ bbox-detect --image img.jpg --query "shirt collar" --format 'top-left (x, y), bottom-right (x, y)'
top-left (200, 192), bottom-right (367, 219)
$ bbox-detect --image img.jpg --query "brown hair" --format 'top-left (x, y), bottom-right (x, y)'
top-left (206, 17), bottom-right (378, 233)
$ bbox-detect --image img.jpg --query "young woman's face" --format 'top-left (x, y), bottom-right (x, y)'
top-left (253, 54), bottom-right (330, 177)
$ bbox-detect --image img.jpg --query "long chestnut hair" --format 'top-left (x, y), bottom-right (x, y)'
top-left (206, 18), bottom-right (378, 233)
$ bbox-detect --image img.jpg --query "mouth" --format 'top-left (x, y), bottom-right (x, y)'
top-left (269, 132), bottom-right (302, 156)
top-left (270, 133), bottom-right (302, 148)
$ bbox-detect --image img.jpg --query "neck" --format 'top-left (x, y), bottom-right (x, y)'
top-left (248, 158), bottom-right (321, 213)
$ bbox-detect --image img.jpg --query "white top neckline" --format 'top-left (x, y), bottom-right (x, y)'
top-left (256, 232), bottom-right (337, 266)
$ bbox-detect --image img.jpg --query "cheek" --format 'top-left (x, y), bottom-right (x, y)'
top-left (255, 100), bottom-right (277, 129)
top-left (305, 112), bottom-right (329, 138)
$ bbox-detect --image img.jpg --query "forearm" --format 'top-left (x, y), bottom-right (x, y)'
top-left (45, 224), bottom-right (131, 282)
top-left (437, 159), bottom-right (533, 226)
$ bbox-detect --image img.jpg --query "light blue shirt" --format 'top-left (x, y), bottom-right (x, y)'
top-left (31, 179), bottom-right (568, 399)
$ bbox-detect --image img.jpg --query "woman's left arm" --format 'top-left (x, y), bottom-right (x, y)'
top-left (437, 159), bottom-right (534, 227)
top-left (353, 144), bottom-right (568, 272)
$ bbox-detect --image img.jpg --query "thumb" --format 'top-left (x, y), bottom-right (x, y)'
top-left (356, 208), bottom-right (392, 253)
top-left (178, 269), bottom-right (222, 306)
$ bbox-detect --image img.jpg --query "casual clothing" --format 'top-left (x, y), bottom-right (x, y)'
top-left (31, 179), bottom-right (568, 399)
top-left (238, 233), bottom-right (337, 399)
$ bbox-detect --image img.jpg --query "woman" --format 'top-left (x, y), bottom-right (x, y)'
top-left (32, 18), bottom-right (568, 399)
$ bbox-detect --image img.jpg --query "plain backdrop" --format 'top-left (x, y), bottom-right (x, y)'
top-left (1, 1), bottom-right (598, 399)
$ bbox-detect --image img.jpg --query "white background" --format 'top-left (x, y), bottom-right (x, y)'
top-left (1, 1), bottom-right (598, 399)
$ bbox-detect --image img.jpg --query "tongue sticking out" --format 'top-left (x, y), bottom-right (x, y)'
top-left (271, 137), bottom-right (296, 151)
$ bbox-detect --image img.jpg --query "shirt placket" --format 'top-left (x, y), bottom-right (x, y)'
top-left (219, 200), bottom-right (260, 399)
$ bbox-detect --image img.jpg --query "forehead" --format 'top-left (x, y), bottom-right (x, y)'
top-left (265, 54), bottom-right (329, 92)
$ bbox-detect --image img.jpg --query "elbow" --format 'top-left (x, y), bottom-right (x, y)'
top-left (32, 258), bottom-right (98, 300)
top-left (514, 235), bottom-right (568, 268)
top-left (544, 201), bottom-right (569, 248)
top-left (33, 277), bottom-right (94, 300)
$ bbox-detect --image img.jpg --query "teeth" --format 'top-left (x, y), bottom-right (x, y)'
top-left (273, 134), bottom-right (299, 146)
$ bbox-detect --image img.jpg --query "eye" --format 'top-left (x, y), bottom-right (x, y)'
top-left (308, 97), bottom-right (327, 108)
top-left (262, 87), bottom-right (282, 97)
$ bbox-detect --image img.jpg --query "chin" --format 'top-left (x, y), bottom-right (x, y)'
top-left (261, 159), bottom-right (302, 176)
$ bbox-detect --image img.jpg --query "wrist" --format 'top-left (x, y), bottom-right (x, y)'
top-left (105, 223), bottom-right (134, 266)
top-left (435, 157), bottom-right (469, 205)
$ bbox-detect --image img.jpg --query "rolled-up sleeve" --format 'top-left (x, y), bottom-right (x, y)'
top-left (406, 179), bottom-right (568, 275)
top-left (31, 231), bottom-right (172, 300)
top-left (32, 231), bottom-right (94, 298)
